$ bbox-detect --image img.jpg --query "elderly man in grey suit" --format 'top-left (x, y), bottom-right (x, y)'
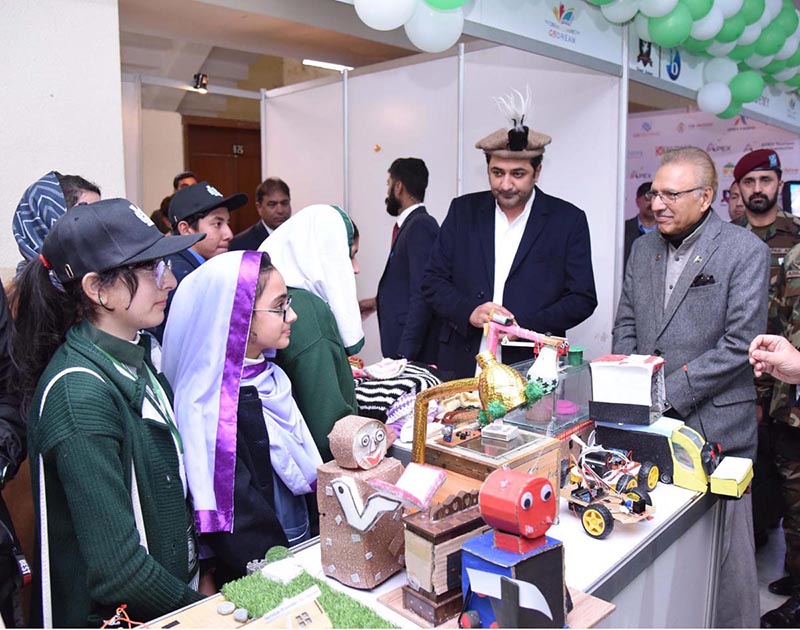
top-left (613, 147), bottom-right (769, 628)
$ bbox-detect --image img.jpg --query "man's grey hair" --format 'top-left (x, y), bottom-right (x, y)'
top-left (660, 146), bottom-right (718, 203)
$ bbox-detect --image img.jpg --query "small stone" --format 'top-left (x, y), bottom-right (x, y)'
top-left (233, 608), bottom-right (249, 623)
top-left (217, 601), bottom-right (235, 615)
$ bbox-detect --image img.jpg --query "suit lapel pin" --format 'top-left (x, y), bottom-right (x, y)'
top-left (655, 254), bottom-right (661, 261)
top-left (693, 255), bottom-right (702, 263)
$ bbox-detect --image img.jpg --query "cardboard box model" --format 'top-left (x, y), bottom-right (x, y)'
top-left (460, 469), bottom-right (567, 628)
top-left (589, 354), bottom-right (667, 425)
top-left (317, 416), bottom-right (404, 590)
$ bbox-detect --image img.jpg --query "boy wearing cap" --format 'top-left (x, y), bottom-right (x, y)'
top-left (732, 149), bottom-right (800, 558)
top-left (421, 106), bottom-right (597, 378)
top-left (150, 182), bottom-right (247, 342)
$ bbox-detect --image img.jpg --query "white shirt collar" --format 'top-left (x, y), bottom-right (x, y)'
top-left (395, 203), bottom-right (423, 229)
top-left (261, 220), bottom-right (275, 236)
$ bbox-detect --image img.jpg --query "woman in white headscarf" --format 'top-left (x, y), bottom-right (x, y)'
top-left (162, 250), bottom-right (321, 588)
top-left (259, 204), bottom-right (361, 461)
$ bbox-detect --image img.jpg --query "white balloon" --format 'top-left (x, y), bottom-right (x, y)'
top-left (354, 0), bottom-right (418, 31)
top-left (601, 0), bottom-right (641, 23)
top-left (737, 21), bottom-right (762, 46)
top-left (745, 52), bottom-right (775, 67)
top-left (703, 58), bottom-right (739, 83)
top-left (776, 81), bottom-right (796, 92)
top-left (763, 0), bottom-right (782, 21)
top-left (404, 4), bottom-right (464, 53)
top-left (634, 12), bottom-right (653, 40)
top-left (758, 10), bottom-right (773, 28)
top-left (714, 0), bottom-right (744, 19)
top-left (707, 40), bottom-right (737, 56)
top-left (692, 6), bottom-right (724, 40)
top-left (774, 66), bottom-right (800, 81)
top-left (639, 0), bottom-right (678, 17)
top-left (697, 82), bottom-right (733, 114)
top-left (774, 35), bottom-right (800, 60)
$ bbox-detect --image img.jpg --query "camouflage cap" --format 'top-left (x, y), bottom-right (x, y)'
top-left (475, 127), bottom-right (552, 159)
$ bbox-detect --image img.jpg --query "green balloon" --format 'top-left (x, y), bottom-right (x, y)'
top-left (762, 58), bottom-right (788, 74)
top-left (728, 42), bottom-right (758, 60)
top-left (729, 70), bottom-right (765, 102)
top-left (785, 44), bottom-right (800, 67)
top-left (682, 0), bottom-right (713, 20)
top-left (682, 36), bottom-right (712, 54)
top-left (715, 13), bottom-right (747, 42)
top-left (786, 73), bottom-right (800, 88)
top-left (775, 5), bottom-right (800, 37)
top-left (717, 100), bottom-right (743, 118)
top-left (423, 0), bottom-right (467, 8)
top-left (763, 74), bottom-right (777, 84)
top-left (649, 3), bottom-right (693, 48)
top-left (755, 22), bottom-right (788, 56)
top-left (738, 0), bottom-right (765, 25)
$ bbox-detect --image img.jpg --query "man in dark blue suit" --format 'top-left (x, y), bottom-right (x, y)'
top-left (422, 123), bottom-right (597, 378)
top-left (362, 158), bottom-right (440, 362)
top-left (229, 177), bottom-right (292, 251)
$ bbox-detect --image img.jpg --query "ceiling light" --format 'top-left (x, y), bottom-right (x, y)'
top-left (302, 59), bottom-right (354, 73)
top-left (192, 72), bottom-right (208, 94)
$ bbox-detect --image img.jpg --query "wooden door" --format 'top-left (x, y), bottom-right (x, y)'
top-left (183, 116), bottom-right (261, 236)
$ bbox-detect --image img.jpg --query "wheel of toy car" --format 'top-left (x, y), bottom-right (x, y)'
top-left (615, 473), bottom-right (636, 493)
top-left (460, 610), bottom-right (482, 628)
top-left (660, 470), bottom-right (673, 484)
top-left (581, 503), bottom-right (614, 539)
top-left (627, 485), bottom-right (652, 506)
top-left (638, 461), bottom-right (659, 491)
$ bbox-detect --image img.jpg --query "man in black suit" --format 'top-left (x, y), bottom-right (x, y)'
top-left (422, 123), bottom-right (597, 378)
top-left (229, 178), bottom-right (292, 251)
top-left (361, 158), bottom-right (440, 362)
top-left (623, 181), bottom-right (655, 270)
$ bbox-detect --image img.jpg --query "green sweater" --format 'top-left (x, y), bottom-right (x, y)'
top-left (275, 288), bottom-right (357, 462)
top-left (28, 322), bottom-right (203, 627)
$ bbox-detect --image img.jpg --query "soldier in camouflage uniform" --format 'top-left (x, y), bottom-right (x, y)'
top-left (733, 149), bottom-right (800, 557)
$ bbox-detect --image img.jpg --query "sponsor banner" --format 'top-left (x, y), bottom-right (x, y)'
top-left (658, 47), bottom-right (703, 89)
top-left (466, 0), bottom-right (623, 65)
top-left (627, 109), bottom-right (800, 220)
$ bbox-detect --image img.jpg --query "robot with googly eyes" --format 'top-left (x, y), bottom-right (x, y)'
top-left (459, 468), bottom-right (570, 628)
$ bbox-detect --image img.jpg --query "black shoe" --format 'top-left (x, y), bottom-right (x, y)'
top-left (769, 576), bottom-right (800, 596)
top-left (762, 595), bottom-right (800, 628)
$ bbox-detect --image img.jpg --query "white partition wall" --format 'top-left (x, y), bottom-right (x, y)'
top-left (263, 44), bottom-right (622, 364)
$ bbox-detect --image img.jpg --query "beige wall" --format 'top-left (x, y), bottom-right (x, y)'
top-left (0, 0), bottom-right (125, 276)
top-left (141, 109), bottom-right (185, 214)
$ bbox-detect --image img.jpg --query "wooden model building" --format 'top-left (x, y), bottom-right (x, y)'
top-left (317, 415), bottom-right (405, 589)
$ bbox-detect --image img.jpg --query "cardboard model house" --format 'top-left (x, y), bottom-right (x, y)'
top-left (589, 354), bottom-right (667, 425)
top-left (317, 415), bottom-right (405, 590)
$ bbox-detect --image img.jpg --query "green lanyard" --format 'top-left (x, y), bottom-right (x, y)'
top-left (97, 347), bottom-right (184, 454)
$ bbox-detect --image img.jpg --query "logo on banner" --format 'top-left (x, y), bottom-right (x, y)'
top-left (727, 115), bottom-right (755, 131)
top-left (655, 145), bottom-right (683, 155)
top-left (633, 121), bottom-right (659, 138)
top-left (630, 169), bottom-right (653, 180)
top-left (637, 40), bottom-right (653, 67)
top-left (722, 162), bottom-right (735, 176)
top-left (546, 1), bottom-right (580, 44)
top-left (706, 142), bottom-right (731, 153)
top-left (666, 49), bottom-right (681, 80)
top-left (642, 122), bottom-right (652, 132)
top-left (628, 149), bottom-right (644, 159)
top-left (743, 143), bottom-right (754, 152)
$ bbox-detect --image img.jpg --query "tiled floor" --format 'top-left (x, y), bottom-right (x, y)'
top-left (757, 524), bottom-right (790, 616)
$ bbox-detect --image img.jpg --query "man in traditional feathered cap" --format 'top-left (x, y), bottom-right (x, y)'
top-left (422, 88), bottom-right (597, 378)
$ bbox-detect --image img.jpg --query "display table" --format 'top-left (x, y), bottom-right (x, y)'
top-left (291, 481), bottom-right (721, 628)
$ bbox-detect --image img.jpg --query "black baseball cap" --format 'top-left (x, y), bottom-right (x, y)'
top-left (41, 198), bottom-right (205, 283)
top-left (169, 181), bottom-right (248, 228)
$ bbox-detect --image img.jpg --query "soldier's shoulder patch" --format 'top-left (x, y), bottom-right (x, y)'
top-left (787, 270), bottom-right (800, 279)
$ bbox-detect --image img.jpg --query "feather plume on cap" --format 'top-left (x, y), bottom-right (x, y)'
top-left (476, 86), bottom-right (551, 159)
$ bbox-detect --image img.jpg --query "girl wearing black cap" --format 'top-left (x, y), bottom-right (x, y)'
top-left (12, 199), bottom-right (206, 627)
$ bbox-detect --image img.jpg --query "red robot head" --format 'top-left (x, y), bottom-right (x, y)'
top-left (479, 469), bottom-right (556, 539)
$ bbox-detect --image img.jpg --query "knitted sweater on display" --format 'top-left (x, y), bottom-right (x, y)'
top-left (28, 322), bottom-right (203, 628)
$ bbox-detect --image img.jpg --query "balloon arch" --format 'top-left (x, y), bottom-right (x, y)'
top-left (353, 0), bottom-right (800, 119)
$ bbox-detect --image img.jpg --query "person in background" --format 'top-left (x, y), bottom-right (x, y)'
top-left (728, 181), bottom-right (746, 222)
top-left (614, 146), bottom-right (768, 628)
top-left (173, 171), bottom-right (197, 191)
top-left (623, 181), bottom-right (655, 270)
top-left (13, 199), bottom-right (205, 627)
top-left (360, 158), bottom-right (440, 363)
top-left (151, 196), bottom-right (173, 235)
top-left (163, 250), bottom-right (320, 587)
top-left (260, 205), bottom-right (360, 461)
top-left (733, 149), bottom-right (800, 552)
top-left (229, 177), bottom-right (292, 251)
top-left (12, 171), bottom-right (100, 278)
top-left (149, 182), bottom-right (247, 342)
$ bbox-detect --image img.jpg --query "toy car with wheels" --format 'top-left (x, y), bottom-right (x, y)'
top-left (568, 437), bottom-right (660, 493)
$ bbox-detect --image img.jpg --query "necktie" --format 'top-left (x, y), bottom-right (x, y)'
top-left (391, 224), bottom-right (400, 248)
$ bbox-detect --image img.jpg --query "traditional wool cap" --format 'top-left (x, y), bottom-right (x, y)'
top-left (476, 87), bottom-right (551, 159)
top-left (41, 198), bottom-right (204, 283)
top-left (734, 149), bottom-right (781, 182)
top-left (475, 127), bottom-right (552, 159)
top-left (169, 181), bottom-right (248, 228)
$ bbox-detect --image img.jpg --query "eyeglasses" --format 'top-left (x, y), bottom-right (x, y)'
top-left (253, 294), bottom-right (293, 321)
top-left (135, 258), bottom-right (173, 289)
top-left (644, 187), bottom-right (704, 205)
